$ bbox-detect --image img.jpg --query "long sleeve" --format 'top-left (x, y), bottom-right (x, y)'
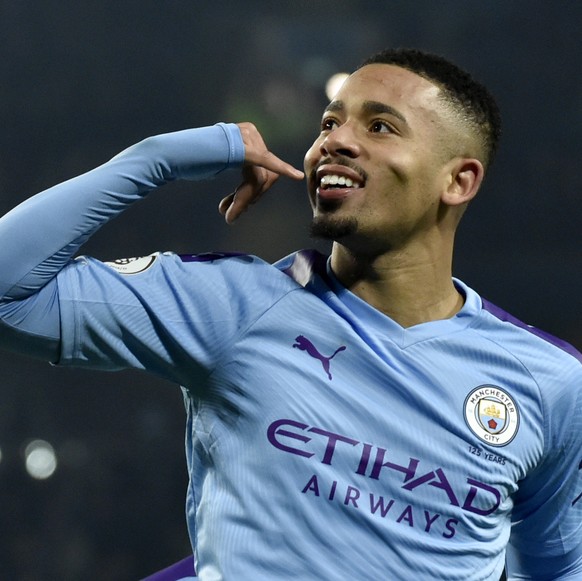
top-left (0, 123), bottom-right (243, 300)
top-left (0, 123), bottom-right (244, 360)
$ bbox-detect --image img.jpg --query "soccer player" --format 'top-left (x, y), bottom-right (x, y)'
top-left (0, 48), bottom-right (581, 580)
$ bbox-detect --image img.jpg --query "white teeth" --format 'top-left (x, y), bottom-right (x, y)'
top-left (320, 174), bottom-right (358, 188)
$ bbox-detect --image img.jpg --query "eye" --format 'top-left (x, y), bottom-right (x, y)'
top-left (321, 117), bottom-right (339, 132)
top-left (369, 120), bottom-right (394, 134)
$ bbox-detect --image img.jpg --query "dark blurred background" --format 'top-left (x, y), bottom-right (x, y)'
top-left (0, 1), bottom-right (580, 579)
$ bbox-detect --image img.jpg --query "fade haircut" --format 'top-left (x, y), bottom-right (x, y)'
top-left (359, 48), bottom-right (502, 170)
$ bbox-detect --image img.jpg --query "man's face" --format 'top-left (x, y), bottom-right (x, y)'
top-left (304, 64), bottom-right (456, 255)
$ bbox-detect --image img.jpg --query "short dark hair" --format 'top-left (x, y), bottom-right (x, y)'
top-left (359, 48), bottom-right (501, 169)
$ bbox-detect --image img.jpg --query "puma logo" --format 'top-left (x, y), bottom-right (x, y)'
top-left (293, 335), bottom-right (346, 380)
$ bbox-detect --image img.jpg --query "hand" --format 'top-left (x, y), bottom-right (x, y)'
top-left (218, 122), bottom-right (304, 224)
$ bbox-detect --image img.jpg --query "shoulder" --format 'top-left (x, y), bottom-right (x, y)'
top-left (87, 250), bottom-right (331, 316)
top-left (177, 250), bottom-right (310, 294)
top-left (480, 297), bottom-right (581, 366)
top-left (94, 250), bottom-right (304, 298)
top-left (273, 249), bottom-right (329, 287)
top-left (468, 292), bottom-right (581, 415)
top-left (474, 296), bottom-right (581, 370)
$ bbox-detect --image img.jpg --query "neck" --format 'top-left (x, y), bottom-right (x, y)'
top-left (330, 242), bottom-right (463, 328)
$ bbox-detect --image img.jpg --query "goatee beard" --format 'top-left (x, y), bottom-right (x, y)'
top-left (309, 214), bottom-right (358, 241)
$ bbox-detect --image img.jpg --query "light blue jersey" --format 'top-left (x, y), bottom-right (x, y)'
top-left (0, 124), bottom-right (581, 580)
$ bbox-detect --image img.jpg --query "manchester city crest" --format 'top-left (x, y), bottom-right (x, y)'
top-left (464, 385), bottom-right (519, 446)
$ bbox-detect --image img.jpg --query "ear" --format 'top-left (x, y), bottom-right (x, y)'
top-left (441, 158), bottom-right (484, 207)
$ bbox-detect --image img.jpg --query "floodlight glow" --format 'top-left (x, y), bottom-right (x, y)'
top-left (325, 73), bottom-right (349, 100)
top-left (24, 439), bottom-right (57, 480)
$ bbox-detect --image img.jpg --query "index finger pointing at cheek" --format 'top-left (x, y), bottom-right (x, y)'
top-left (236, 122), bottom-right (304, 180)
top-left (257, 151), bottom-right (304, 180)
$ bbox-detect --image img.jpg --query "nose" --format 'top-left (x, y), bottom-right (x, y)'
top-left (319, 123), bottom-right (360, 159)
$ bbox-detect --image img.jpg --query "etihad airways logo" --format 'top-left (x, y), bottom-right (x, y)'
top-left (267, 418), bottom-right (503, 520)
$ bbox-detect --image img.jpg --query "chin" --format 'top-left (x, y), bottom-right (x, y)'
top-left (309, 215), bottom-right (359, 241)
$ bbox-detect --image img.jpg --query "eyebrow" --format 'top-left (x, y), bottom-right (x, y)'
top-left (324, 100), bottom-right (408, 125)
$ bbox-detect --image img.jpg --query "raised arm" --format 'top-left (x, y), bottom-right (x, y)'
top-left (0, 124), bottom-right (242, 300)
top-left (0, 122), bottom-right (303, 361)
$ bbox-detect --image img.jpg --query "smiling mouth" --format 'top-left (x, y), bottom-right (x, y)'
top-left (320, 174), bottom-right (361, 189)
top-left (315, 165), bottom-right (365, 200)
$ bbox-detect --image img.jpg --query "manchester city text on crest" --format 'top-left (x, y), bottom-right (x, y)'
top-left (463, 385), bottom-right (520, 447)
